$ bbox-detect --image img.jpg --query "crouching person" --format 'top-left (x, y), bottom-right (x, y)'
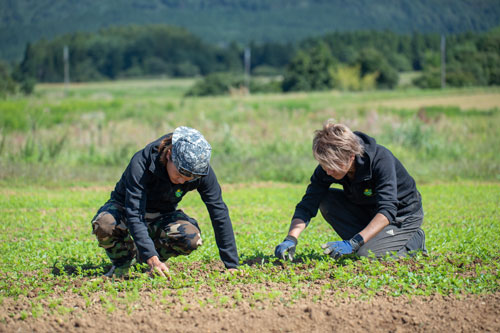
top-left (92, 126), bottom-right (239, 277)
top-left (275, 120), bottom-right (426, 261)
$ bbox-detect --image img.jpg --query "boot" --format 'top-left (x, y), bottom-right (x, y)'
top-left (103, 258), bottom-right (137, 278)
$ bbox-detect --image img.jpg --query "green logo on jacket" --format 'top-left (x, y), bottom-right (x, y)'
top-left (175, 189), bottom-right (183, 198)
top-left (363, 188), bottom-right (373, 196)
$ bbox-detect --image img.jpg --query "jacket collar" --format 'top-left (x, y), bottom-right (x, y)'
top-left (350, 131), bottom-right (376, 183)
top-left (352, 153), bottom-right (372, 183)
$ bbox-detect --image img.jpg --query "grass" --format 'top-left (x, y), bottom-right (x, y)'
top-left (0, 182), bottom-right (498, 313)
top-left (1, 81), bottom-right (499, 184)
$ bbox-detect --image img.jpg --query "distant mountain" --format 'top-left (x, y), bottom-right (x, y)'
top-left (1, 0), bottom-right (500, 61)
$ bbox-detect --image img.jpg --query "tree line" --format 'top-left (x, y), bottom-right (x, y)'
top-left (281, 28), bottom-right (500, 92)
top-left (3, 0), bottom-right (499, 62)
top-left (2, 24), bottom-right (500, 97)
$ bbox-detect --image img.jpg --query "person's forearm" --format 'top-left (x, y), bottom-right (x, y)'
top-left (288, 218), bottom-right (307, 239)
top-left (126, 217), bottom-right (158, 260)
top-left (358, 213), bottom-right (389, 242)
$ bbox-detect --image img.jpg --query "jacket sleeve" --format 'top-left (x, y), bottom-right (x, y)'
top-left (198, 167), bottom-right (239, 268)
top-left (292, 165), bottom-right (333, 225)
top-left (372, 147), bottom-right (399, 224)
top-left (123, 152), bottom-right (159, 261)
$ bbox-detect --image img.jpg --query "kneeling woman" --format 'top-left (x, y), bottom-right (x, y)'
top-left (92, 127), bottom-right (238, 277)
top-left (275, 121), bottom-right (426, 261)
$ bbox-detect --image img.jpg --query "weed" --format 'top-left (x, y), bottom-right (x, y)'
top-left (232, 288), bottom-right (243, 303)
top-left (31, 303), bottom-right (44, 318)
top-left (19, 311), bottom-right (28, 320)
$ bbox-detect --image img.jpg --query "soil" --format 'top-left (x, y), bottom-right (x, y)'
top-left (1, 282), bottom-right (499, 333)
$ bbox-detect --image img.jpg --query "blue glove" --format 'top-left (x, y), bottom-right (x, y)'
top-left (321, 240), bottom-right (353, 259)
top-left (274, 236), bottom-right (298, 261)
top-left (322, 233), bottom-right (364, 259)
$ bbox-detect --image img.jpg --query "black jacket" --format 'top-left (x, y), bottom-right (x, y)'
top-left (293, 131), bottom-right (421, 226)
top-left (110, 135), bottom-right (239, 268)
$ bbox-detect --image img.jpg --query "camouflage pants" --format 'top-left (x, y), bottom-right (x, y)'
top-left (91, 200), bottom-right (202, 268)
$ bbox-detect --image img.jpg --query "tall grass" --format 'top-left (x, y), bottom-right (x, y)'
top-left (0, 81), bottom-right (499, 184)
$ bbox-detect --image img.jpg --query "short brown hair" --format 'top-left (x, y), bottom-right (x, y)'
top-left (312, 120), bottom-right (364, 172)
top-left (158, 133), bottom-right (173, 166)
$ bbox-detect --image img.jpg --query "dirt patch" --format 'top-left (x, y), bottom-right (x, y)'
top-left (2, 283), bottom-right (499, 333)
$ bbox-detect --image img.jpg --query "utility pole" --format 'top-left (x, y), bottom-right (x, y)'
top-left (441, 35), bottom-right (446, 89)
top-left (63, 45), bottom-right (70, 89)
top-left (244, 47), bottom-right (251, 94)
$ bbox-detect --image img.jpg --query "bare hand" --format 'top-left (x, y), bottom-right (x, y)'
top-left (146, 256), bottom-right (169, 278)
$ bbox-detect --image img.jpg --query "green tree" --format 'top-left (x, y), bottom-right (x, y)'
top-left (357, 48), bottom-right (399, 89)
top-left (0, 61), bottom-right (17, 97)
top-left (415, 28), bottom-right (500, 88)
top-left (282, 42), bottom-right (337, 92)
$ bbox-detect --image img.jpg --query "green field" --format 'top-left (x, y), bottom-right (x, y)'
top-left (0, 80), bottom-right (499, 329)
top-left (0, 182), bottom-right (499, 320)
top-left (1, 80), bottom-right (499, 185)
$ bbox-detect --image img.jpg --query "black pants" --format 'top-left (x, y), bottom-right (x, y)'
top-left (319, 188), bottom-right (426, 257)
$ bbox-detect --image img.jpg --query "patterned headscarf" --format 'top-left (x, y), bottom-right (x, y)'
top-left (171, 126), bottom-right (212, 176)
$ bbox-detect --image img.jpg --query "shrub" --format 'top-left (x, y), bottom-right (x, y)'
top-left (19, 78), bottom-right (36, 95)
top-left (0, 62), bottom-right (17, 98)
top-left (185, 73), bottom-right (241, 96)
top-left (413, 68), bottom-right (441, 89)
top-left (333, 64), bottom-right (378, 91)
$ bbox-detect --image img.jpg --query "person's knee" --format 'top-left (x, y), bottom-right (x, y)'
top-left (356, 245), bottom-right (372, 258)
top-left (164, 220), bottom-right (202, 254)
top-left (356, 243), bottom-right (404, 259)
top-left (92, 212), bottom-right (129, 248)
top-left (92, 212), bottom-right (117, 242)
